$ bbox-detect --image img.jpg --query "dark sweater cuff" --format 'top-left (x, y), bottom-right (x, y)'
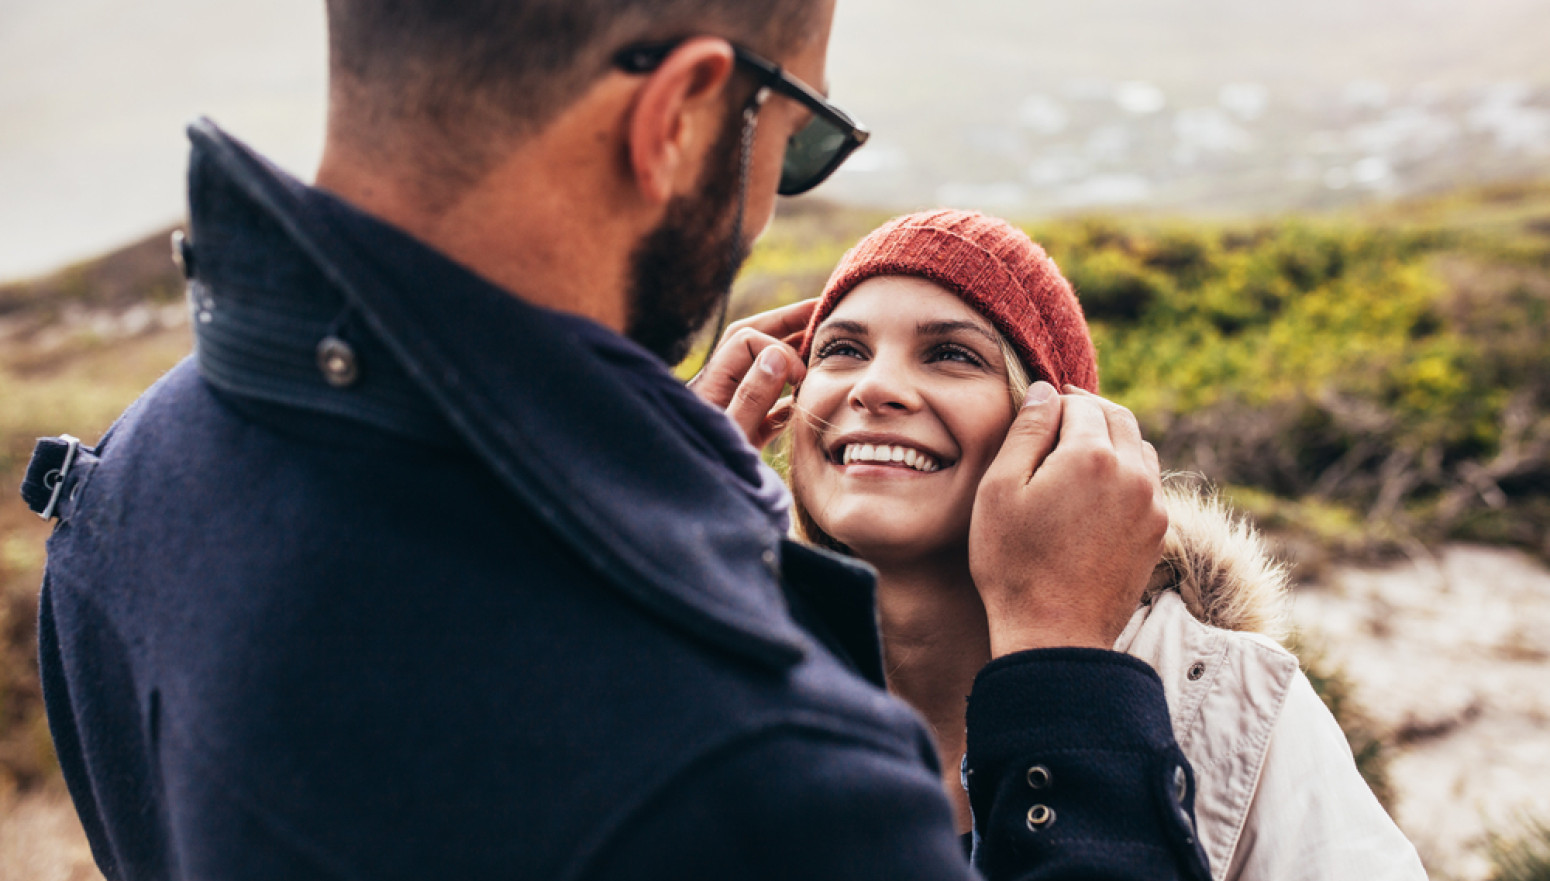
top-left (964, 648), bottom-right (1210, 881)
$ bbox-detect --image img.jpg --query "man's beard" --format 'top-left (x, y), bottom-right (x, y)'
top-left (624, 114), bottom-right (750, 365)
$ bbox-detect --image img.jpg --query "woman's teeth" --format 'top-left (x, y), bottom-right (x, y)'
top-left (840, 443), bottom-right (941, 473)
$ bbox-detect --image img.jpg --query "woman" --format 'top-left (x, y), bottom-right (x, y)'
top-left (703, 210), bottom-right (1426, 881)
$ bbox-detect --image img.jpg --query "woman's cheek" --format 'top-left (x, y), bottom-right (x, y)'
top-left (788, 424), bottom-right (828, 504)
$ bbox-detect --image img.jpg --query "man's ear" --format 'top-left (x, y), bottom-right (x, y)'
top-left (625, 38), bottom-right (737, 205)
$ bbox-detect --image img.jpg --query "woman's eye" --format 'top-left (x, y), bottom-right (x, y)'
top-left (815, 339), bottom-right (866, 361)
top-left (929, 344), bottom-right (984, 367)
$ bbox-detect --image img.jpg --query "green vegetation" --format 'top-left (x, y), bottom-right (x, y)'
top-left (730, 184), bottom-right (1550, 563)
top-left (1490, 814), bottom-right (1550, 881)
top-left (1046, 212), bottom-right (1549, 560)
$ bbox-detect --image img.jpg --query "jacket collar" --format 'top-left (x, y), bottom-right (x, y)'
top-left (184, 119), bottom-right (819, 671)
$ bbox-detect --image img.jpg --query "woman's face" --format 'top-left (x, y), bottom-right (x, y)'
top-left (790, 276), bottom-right (1018, 564)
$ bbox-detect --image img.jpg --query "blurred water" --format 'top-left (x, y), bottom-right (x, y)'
top-left (1, 0), bottom-right (1547, 283)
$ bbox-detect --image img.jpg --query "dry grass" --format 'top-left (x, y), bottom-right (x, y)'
top-left (1490, 814), bottom-right (1550, 881)
top-left (0, 316), bottom-right (191, 789)
top-left (0, 296), bottom-right (187, 878)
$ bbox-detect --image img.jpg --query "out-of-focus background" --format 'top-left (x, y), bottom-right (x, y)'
top-left (2, 1), bottom-right (1548, 878)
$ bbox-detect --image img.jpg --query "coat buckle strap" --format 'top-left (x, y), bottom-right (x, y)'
top-left (20, 434), bottom-right (82, 520)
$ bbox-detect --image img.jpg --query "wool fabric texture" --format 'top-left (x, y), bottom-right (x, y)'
top-left (800, 209), bottom-right (1099, 392)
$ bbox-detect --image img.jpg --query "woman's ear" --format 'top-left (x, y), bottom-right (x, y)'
top-left (624, 38), bottom-right (737, 205)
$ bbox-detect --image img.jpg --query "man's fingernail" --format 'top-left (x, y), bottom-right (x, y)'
top-left (1024, 381), bottom-right (1056, 406)
top-left (757, 347), bottom-right (784, 377)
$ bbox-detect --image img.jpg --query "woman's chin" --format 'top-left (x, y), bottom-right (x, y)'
top-left (824, 521), bottom-right (965, 567)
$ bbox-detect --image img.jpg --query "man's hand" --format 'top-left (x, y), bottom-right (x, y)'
top-left (687, 299), bottom-right (815, 450)
top-left (969, 381), bottom-right (1167, 656)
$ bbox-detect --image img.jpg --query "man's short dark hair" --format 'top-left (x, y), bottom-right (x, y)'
top-left (325, 0), bottom-right (821, 203)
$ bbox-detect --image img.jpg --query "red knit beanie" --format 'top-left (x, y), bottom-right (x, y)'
top-left (799, 209), bottom-right (1098, 392)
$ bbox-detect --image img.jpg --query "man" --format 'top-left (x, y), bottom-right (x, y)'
top-left (24, 1), bottom-right (1208, 878)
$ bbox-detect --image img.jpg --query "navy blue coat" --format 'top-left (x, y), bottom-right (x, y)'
top-left (30, 120), bottom-right (1210, 880)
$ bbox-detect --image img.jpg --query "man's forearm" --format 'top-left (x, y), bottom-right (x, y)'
top-left (966, 649), bottom-right (1211, 881)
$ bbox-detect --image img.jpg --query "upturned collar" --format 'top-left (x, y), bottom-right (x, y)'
top-left (183, 119), bottom-right (820, 670)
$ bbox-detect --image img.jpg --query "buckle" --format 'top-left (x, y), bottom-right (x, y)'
top-left (20, 434), bottom-right (81, 520)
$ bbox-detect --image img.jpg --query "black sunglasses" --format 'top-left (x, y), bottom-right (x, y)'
top-left (613, 40), bottom-right (870, 196)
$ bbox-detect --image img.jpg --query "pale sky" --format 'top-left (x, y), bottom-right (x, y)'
top-left (2, 0), bottom-right (1545, 284)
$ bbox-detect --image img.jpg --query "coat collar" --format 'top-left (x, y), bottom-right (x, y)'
top-left (184, 119), bottom-right (816, 671)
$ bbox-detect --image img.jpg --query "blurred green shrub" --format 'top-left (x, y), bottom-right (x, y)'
top-left (738, 198), bottom-right (1550, 559)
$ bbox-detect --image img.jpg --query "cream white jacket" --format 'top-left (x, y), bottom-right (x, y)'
top-left (1113, 489), bottom-right (1428, 881)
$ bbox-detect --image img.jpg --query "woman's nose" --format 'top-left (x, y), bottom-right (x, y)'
top-left (849, 358), bottom-right (922, 415)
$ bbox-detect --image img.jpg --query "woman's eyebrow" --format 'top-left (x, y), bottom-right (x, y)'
top-left (817, 319), bottom-right (868, 337)
top-left (917, 319), bottom-right (1000, 348)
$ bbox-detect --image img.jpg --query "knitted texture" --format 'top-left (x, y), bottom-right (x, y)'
top-left (800, 209), bottom-right (1099, 392)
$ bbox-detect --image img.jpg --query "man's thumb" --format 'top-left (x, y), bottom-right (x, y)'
top-left (991, 381), bottom-right (1062, 480)
top-left (726, 346), bottom-right (793, 446)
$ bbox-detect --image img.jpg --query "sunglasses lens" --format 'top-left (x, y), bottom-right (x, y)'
top-left (780, 115), bottom-right (852, 196)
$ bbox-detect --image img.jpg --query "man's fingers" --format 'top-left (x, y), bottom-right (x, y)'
top-left (688, 305), bottom-right (812, 448)
top-left (1063, 385), bottom-right (1145, 465)
top-left (1142, 441), bottom-right (1163, 492)
top-left (692, 328), bottom-right (797, 410)
top-left (1055, 392), bottom-right (1112, 452)
top-left (985, 381), bottom-right (1062, 483)
top-left (727, 347), bottom-right (799, 448)
top-left (754, 396), bottom-right (795, 449)
top-left (720, 299), bottom-right (818, 347)
top-left (693, 300), bottom-right (818, 410)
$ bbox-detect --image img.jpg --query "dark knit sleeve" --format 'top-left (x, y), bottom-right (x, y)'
top-left (965, 648), bottom-right (1211, 881)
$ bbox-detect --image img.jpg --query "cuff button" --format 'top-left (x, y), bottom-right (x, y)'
top-left (1025, 804), bottom-right (1055, 831)
top-left (317, 336), bottom-right (360, 388)
top-left (1026, 764), bottom-right (1052, 790)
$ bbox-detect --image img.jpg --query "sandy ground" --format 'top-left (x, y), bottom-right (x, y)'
top-left (4, 543), bottom-right (1545, 879)
top-left (1293, 543), bottom-right (1550, 880)
top-left (0, 788), bottom-right (101, 881)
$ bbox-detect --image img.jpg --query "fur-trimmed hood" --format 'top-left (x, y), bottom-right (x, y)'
top-left (1146, 479), bottom-right (1292, 642)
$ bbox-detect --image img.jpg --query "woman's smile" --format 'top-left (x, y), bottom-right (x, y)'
top-left (790, 275), bottom-right (1018, 560)
top-left (827, 432), bottom-right (951, 473)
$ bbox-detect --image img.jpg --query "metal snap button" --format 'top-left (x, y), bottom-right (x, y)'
top-left (1176, 801), bottom-right (1197, 844)
top-left (1026, 764), bottom-right (1052, 790)
top-left (317, 336), bottom-right (360, 388)
top-left (170, 230), bottom-right (196, 279)
top-left (1187, 661), bottom-right (1206, 681)
top-left (1025, 804), bottom-right (1055, 831)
